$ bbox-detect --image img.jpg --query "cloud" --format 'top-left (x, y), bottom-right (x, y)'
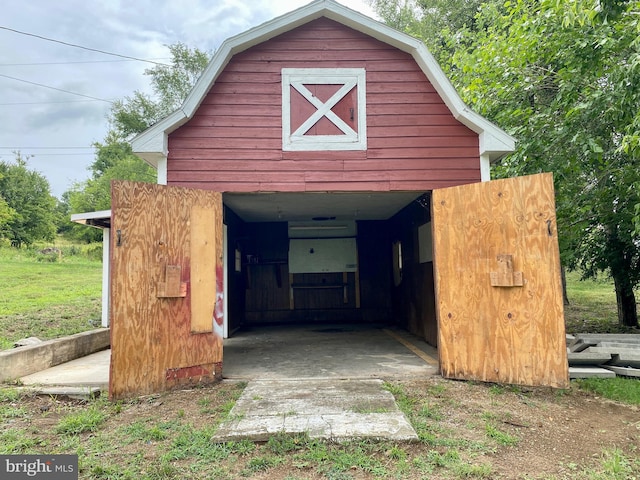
top-left (0, 0), bottom-right (378, 198)
top-left (25, 100), bottom-right (108, 131)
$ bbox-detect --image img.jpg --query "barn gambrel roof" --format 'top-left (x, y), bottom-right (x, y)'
top-left (132, 0), bottom-right (515, 171)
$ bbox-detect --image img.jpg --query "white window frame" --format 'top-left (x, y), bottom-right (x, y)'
top-left (282, 68), bottom-right (366, 151)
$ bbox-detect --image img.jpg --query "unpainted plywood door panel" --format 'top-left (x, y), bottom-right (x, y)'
top-left (432, 173), bottom-right (568, 388)
top-left (110, 181), bottom-right (223, 399)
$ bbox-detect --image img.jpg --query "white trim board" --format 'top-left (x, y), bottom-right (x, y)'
top-left (282, 68), bottom-right (366, 151)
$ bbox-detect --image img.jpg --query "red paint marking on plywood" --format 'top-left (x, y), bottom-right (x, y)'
top-left (165, 365), bottom-right (211, 381)
top-left (214, 265), bottom-right (224, 328)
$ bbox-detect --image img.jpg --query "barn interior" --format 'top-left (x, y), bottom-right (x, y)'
top-left (223, 191), bottom-right (438, 348)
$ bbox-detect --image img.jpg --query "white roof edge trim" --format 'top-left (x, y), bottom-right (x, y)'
top-left (131, 110), bottom-right (186, 168)
top-left (70, 210), bottom-right (112, 222)
top-left (71, 210), bottom-right (112, 229)
top-left (130, 0), bottom-right (515, 162)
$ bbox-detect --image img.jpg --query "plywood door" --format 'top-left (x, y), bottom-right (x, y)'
top-left (432, 173), bottom-right (568, 388)
top-left (110, 181), bottom-right (223, 399)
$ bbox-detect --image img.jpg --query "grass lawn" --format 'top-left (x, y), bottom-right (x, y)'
top-left (0, 244), bottom-right (102, 349)
top-left (563, 269), bottom-right (637, 334)
top-left (1, 244), bottom-right (639, 478)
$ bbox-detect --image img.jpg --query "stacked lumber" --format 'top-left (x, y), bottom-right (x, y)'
top-left (566, 334), bottom-right (640, 379)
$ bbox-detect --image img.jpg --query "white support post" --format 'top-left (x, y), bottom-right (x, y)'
top-left (156, 156), bottom-right (167, 185)
top-left (101, 228), bottom-right (111, 328)
top-left (480, 153), bottom-right (491, 182)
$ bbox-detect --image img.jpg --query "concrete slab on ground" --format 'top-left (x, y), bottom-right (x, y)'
top-left (587, 346), bottom-right (640, 356)
top-left (603, 366), bottom-right (640, 378)
top-left (16, 325), bottom-right (437, 397)
top-left (607, 353), bottom-right (640, 368)
top-left (213, 378), bottom-right (418, 443)
top-left (18, 386), bottom-right (102, 400)
top-left (575, 333), bottom-right (640, 343)
top-left (567, 352), bottom-right (611, 365)
top-left (569, 366), bottom-right (616, 379)
top-left (20, 349), bottom-right (110, 389)
top-left (0, 328), bottom-right (109, 382)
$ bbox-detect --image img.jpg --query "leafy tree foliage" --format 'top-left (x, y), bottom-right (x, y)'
top-left (66, 43), bottom-right (211, 242)
top-left (369, 0), bottom-right (498, 57)
top-left (373, 0), bottom-right (640, 326)
top-left (53, 191), bottom-right (73, 236)
top-left (66, 137), bottom-right (156, 242)
top-left (0, 153), bottom-right (57, 247)
top-left (0, 173), bottom-right (17, 238)
top-left (109, 42), bottom-right (211, 139)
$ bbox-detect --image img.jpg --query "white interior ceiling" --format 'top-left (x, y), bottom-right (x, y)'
top-left (223, 192), bottom-right (426, 222)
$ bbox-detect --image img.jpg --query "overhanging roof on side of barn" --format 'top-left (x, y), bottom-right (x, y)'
top-left (131, 0), bottom-right (515, 166)
top-left (70, 210), bottom-right (111, 229)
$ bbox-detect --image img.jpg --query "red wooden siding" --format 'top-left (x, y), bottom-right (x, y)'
top-left (167, 18), bottom-right (480, 192)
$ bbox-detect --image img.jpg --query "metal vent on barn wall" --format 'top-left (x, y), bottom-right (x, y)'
top-left (282, 68), bottom-right (367, 151)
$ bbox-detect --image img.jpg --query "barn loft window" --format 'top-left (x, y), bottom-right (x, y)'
top-left (282, 68), bottom-right (366, 151)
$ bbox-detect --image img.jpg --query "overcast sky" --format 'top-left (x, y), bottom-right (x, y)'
top-left (0, 0), bottom-right (377, 199)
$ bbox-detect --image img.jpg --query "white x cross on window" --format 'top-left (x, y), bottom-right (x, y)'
top-left (290, 79), bottom-right (358, 138)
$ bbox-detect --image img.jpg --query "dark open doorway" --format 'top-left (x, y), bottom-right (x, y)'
top-left (223, 191), bottom-right (438, 347)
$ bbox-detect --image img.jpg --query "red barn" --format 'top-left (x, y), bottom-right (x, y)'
top-left (103, 0), bottom-right (567, 398)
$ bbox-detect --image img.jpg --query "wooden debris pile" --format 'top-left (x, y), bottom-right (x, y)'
top-left (566, 334), bottom-right (640, 379)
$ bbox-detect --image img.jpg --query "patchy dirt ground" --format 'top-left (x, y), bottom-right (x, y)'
top-left (2, 377), bottom-right (639, 479)
top-left (401, 379), bottom-right (639, 478)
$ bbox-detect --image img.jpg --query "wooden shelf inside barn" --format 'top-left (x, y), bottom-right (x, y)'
top-left (289, 272), bottom-right (351, 308)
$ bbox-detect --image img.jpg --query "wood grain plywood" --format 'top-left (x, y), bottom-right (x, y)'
top-left (110, 181), bottom-right (223, 399)
top-left (432, 173), bottom-right (568, 388)
top-left (190, 206), bottom-right (217, 333)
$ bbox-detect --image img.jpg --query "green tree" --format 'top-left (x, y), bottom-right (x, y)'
top-left (66, 139), bottom-right (156, 242)
top-left (110, 42), bottom-right (211, 138)
top-left (452, 0), bottom-right (640, 327)
top-left (66, 43), bottom-right (211, 241)
top-left (370, 0), bottom-right (502, 59)
top-left (0, 173), bottom-right (17, 239)
top-left (0, 153), bottom-right (57, 247)
top-left (373, 0), bottom-right (640, 326)
top-left (53, 191), bottom-right (73, 236)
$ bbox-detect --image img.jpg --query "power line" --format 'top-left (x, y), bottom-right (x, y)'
top-left (0, 73), bottom-right (112, 102)
top-left (0, 59), bottom-right (168, 67)
top-left (0, 153), bottom-right (95, 156)
top-left (0, 100), bottom-right (103, 105)
top-left (0, 26), bottom-right (170, 66)
top-left (0, 147), bottom-right (95, 150)
top-left (0, 152), bottom-right (95, 156)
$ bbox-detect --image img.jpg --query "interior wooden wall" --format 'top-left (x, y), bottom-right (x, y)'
top-left (357, 220), bottom-right (392, 319)
top-left (389, 196), bottom-right (438, 346)
top-left (235, 220), bottom-right (392, 325)
top-left (223, 207), bottom-right (246, 334)
top-left (243, 222), bottom-right (290, 321)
